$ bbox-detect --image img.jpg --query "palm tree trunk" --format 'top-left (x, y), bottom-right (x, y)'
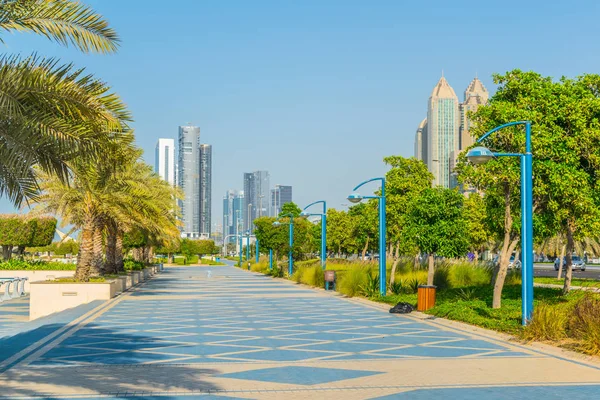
top-left (2, 245), bottom-right (13, 260)
top-left (91, 221), bottom-right (104, 275)
top-left (115, 230), bottom-right (124, 272)
top-left (75, 218), bottom-right (95, 281)
top-left (105, 221), bottom-right (117, 274)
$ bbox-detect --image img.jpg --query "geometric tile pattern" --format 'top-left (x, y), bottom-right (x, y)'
top-left (0, 296), bottom-right (29, 338)
top-left (219, 366), bottom-right (382, 385)
top-left (2, 265), bottom-right (600, 400)
top-left (29, 267), bottom-right (530, 367)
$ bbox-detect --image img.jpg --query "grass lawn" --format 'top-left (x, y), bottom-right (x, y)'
top-left (374, 285), bottom-right (592, 335)
top-left (534, 277), bottom-right (600, 288)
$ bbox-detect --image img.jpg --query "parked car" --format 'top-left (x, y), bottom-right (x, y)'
top-left (554, 256), bottom-right (586, 271)
top-left (492, 254), bottom-right (521, 269)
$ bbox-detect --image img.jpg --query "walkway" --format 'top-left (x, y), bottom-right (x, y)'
top-left (1, 264), bottom-right (600, 399)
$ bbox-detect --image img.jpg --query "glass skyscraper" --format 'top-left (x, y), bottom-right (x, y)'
top-left (243, 171), bottom-right (270, 230)
top-left (155, 138), bottom-right (175, 185)
top-left (199, 144), bottom-right (212, 236)
top-left (427, 76), bottom-right (460, 188)
top-left (271, 185), bottom-right (292, 216)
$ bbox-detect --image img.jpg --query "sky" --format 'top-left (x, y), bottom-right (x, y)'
top-left (3, 0), bottom-right (600, 230)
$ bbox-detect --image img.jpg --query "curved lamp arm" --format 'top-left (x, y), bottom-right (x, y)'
top-left (303, 200), bottom-right (327, 215)
top-left (352, 177), bottom-right (385, 192)
top-left (477, 121), bottom-right (531, 153)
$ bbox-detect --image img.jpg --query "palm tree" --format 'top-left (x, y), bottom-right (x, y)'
top-left (0, 0), bottom-right (129, 206)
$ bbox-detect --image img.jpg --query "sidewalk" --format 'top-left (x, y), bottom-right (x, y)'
top-left (0, 264), bottom-right (599, 399)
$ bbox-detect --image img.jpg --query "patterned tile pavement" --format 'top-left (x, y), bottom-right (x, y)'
top-left (0, 263), bottom-right (599, 399)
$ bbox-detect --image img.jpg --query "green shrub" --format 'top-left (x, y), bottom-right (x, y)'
top-left (433, 265), bottom-right (451, 291)
top-left (200, 258), bottom-right (225, 266)
top-left (389, 280), bottom-right (403, 295)
top-left (360, 272), bottom-right (380, 298)
top-left (0, 259), bottom-right (76, 270)
top-left (505, 268), bottom-right (521, 285)
top-left (124, 259), bottom-right (145, 271)
top-left (338, 267), bottom-right (369, 297)
top-left (291, 266), bottom-right (304, 283)
top-left (449, 263), bottom-right (492, 288)
top-left (569, 295), bottom-right (600, 355)
top-left (251, 261), bottom-right (269, 273)
top-left (521, 303), bottom-right (568, 341)
top-left (300, 265), bottom-right (325, 287)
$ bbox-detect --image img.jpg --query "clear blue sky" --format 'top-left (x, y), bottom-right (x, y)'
top-left (3, 0), bottom-right (600, 228)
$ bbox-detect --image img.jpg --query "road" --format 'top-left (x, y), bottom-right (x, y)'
top-left (534, 264), bottom-right (600, 280)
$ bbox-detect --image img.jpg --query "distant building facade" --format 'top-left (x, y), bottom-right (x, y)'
top-left (243, 171), bottom-right (270, 230)
top-left (459, 77), bottom-right (489, 150)
top-left (271, 185), bottom-right (293, 216)
top-left (222, 190), bottom-right (244, 243)
top-left (199, 144), bottom-right (212, 236)
top-left (178, 125), bottom-right (201, 236)
top-left (414, 118), bottom-right (428, 162)
top-left (155, 138), bottom-right (175, 185)
top-left (426, 76), bottom-right (460, 188)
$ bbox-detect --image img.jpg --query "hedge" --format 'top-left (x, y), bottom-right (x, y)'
top-left (0, 259), bottom-right (76, 270)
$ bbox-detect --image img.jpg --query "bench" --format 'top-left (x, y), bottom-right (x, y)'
top-left (0, 277), bottom-right (28, 302)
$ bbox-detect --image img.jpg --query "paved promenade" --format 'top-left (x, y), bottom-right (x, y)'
top-left (1, 264), bottom-right (600, 399)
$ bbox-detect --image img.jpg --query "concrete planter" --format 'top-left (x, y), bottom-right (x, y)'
top-left (142, 268), bottom-right (150, 280)
top-left (122, 274), bottom-right (133, 289)
top-left (130, 271), bottom-right (140, 285)
top-left (30, 280), bottom-right (117, 320)
top-left (113, 276), bottom-right (127, 293)
top-left (0, 270), bottom-right (75, 293)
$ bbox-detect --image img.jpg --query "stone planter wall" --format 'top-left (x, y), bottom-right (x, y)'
top-left (29, 280), bottom-right (118, 320)
top-left (0, 270), bottom-right (75, 293)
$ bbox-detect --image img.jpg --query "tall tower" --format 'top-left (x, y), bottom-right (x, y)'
top-left (199, 144), bottom-right (212, 237)
top-left (414, 118), bottom-right (428, 163)
top-left (427, 76), bottom-right (460, 188)
top-left (243, 170), bottom-right (270, 230)
top-left (178, 125), bottom-right (200, 236)
top-left (460, 77), bottom-right (489, 150)
top-left (155, 138), bottom-right (175, 185)
top-left (271, 185), bottom-right (293, 216)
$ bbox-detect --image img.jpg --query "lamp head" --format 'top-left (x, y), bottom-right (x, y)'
top-left (347, 192), bottom-right (363, 204)
top-left (299, 211), bottom-right (309, 218)
top-left (272, 221), bottom-right (281, 227)
top-left (467, 146), bottom-right (495, 165)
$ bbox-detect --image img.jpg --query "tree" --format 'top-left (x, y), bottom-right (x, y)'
top-left (0, 0), bottom-right (129, 206)
top-left (326, 209), bottom-right (356, 257)
top-left (404, 188), bottom-right (469, 286)
top-left (348, 202), bottom-right (378, 260)
top-left (279, 202), bottom-right (301, 218)
top-left (458, 70), bottom-right (600, 302)
top-left (463, 193), bottom-right (490, 260)
top-left (0, 215), bottom-right (57, 259)
top-left (384, 156), bottom-right (434, 282)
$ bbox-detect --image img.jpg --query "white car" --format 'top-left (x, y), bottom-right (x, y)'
top-left (554, 256), bottom-right (586, 271)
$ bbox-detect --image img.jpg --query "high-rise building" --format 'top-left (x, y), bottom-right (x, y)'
top-left (459, 77), bottom-right (489, 150)
top-left (243, 171), bottom-right (270, 230)
top-left (155, 138), bottom-right (175, 185)
top-left (222, 190), bottom-right (244, 244)
top-left (271, 185), bottom-right (293, 216)
top-left (199, 144), bottom-right (212, 236)
top-left (427, 76), bottom-right (460, 188)
top-left (178, 125), bottom-right (200, 236)
top-left (414, 118), bottom-right (428, 162)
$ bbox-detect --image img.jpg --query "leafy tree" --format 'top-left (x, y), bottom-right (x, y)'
top-left (326, 209), bottom-right (356, 257)
top-left (279, 202), bottom-right (301, 218)
top-left (405, 188), bottom-right (469, 285)
top-left (53, 240), bottom-right (79, 256)
top-left (348, 202), bottom-right (378, 260)
top-left (0, 215), bottom-right (36, 259)
top-left (463, 193), bottom-right (490, 259)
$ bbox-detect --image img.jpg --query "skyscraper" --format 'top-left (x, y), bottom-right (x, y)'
top-left (199, 144), bottom-right (212, 237)
top-left (178, 125), bottom-right (200, 237)
top-left (222, 190), bottom-right (244, 243)
top-left (460, 77), bottom-right (489, 150)
top-left (427, 76), bottom-right (460, 188)
top-left (243, 170), bottom-right (270, 230)
top-left (271, 185), bottom-right (293, 216)
top-left (414, 118), bottom-right (428, 162)
top-left (155, 138), bottom-right (175, 185)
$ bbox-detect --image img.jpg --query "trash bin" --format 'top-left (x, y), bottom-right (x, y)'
top-left (324, 270), bottom-right (336, 291)
top-left (216, 257), bottom-right (220, 262)
top-left (417, 285), bottom-right (436, 311)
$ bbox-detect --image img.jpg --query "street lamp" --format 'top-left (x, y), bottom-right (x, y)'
top-left (348, 177), bottom-right (386, 296)
top-left (247, 203), bottom-right (253, 231)
top-left (246, 230), bottom-right (250, 262)
top-left (273, 213), bottom-right (294, 276)
top-left (466, 120), bottom-right (533, 325)
top-left (301, 200), bottom-right (327, 269)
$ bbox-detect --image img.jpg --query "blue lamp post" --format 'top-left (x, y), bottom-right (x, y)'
top-left (238, 234), bottom-right (243, 266)
top-left (466, 121), bottom-right (533, 325)
top-left (301, 200), bottom-right (327, 269)
top-left (273, 213), bottom-right (294, 276)
top-left (246, 230), bottom-right (250, 262)
top-left (347, 177), bottom-right (386, 296)
top-left (269, 248), bottom-right (273, 270)
top-left (256, 239), bottom-right (260, 263)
